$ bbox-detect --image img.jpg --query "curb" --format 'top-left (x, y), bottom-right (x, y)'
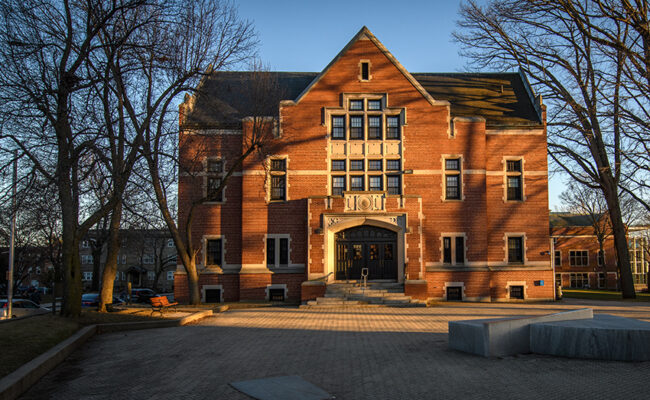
top-left (0, 309), bottom-right (217, 400)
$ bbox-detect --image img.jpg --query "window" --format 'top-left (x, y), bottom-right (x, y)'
top-left (331, 160), bottom-right (346, 171)
top-left (386, 159), bottom-right (400, 171)
top-left (598, 272), bottom-right (605, 288)
top-left (360, 62), bottom-right (369, 80)
top-left (147, 271), bottom-right (155, 280)
top-left (442, 235), bottom-right (465, 265)
top-left (205, 158), bottom-right (225, 202)
top-left (554, 250), bottom-right (561, 267)
top-left (349, 99), bottom-right (364, 111)
top-left (331, 115), bottom-right (345, 140)
top-left (368, 175), bottom-right (382, 191)
top-left (368, 115), bottom-right (382, 139)
top-left (142, 254), bottom-right (154, 264)
top-left (509, 285), bottom-right (524, 299)
top-left (350, 160), bottom-right (364, 171)
top-left (167, 239), bottom-right (174, 247)
top-left (83, 271), bottom-right (93, 281)
top-left (555, 273), bottom-right (562, 287)
top-left (506, 159), bottom-right (523, 201)
top-left (368, 160), bottom-right (382, 171)
top-left (570, 272), bottom-right (589, 288)
top-left (386, 175), bottom-right (401, 195)
top-left (508, 237), bottom-right (524, 263)
top-left (332, 176), bottom-right (346, 196)
top-left (81, 240), bottom-right (90, 249)
top-left (350, 116), bottom-right (364, 139)
top-left (206, 239), bottom-right (222, 266)
top-left (350, 176), bottom-right (364, 191)
top-left (445, 158), bottom-right (461, 200)
top-left (266, 236), bottom-right (290, 267)
top-left (270, 159), bottom-right (287, 201)
top-left (597, 250), bottom-right (605, 266)
top-left (121, 254), bottom-right (127, 265)
top-left (386, 116), bottom-right (400, 139)
top-left (167, 270), bottom-right (175, 281)
top-left (368, 99), bottom-right (381, 110)
top-left (81, 255), bottom-right (93, 264)
top-left (569, 250), bottom-right (589, 267)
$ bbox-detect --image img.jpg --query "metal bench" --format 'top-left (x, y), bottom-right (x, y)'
top-left (150, 296), bottom-right (178, 316)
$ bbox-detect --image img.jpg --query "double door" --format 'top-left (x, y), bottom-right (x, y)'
top-left (335, 226), bottom-right (397, 281)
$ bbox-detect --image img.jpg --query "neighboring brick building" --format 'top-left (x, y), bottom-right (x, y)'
top-left (551, 213), bottom-right (649, 291)
top-left (79, 229), bottom-right (177, 293)
top-left (175, 27), bottom-right (553, 303)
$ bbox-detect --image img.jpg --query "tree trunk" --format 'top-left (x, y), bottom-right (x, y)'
top-left (602, 183), bottom-right (636, 298)
top-left (91, 246), bottom-right (102, 292)
top-left (60, 191), bottom-right (82, 317)
top-left (186, 258), bottom-right (201, 305)
top-left (98, 200), bottom-right (123, 311)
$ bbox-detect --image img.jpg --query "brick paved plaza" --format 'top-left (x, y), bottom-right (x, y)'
top-left (22, 301), bottom-right (650, 399)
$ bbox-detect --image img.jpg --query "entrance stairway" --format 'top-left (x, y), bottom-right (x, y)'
top-left (301, 282), bottom-right (424, 308)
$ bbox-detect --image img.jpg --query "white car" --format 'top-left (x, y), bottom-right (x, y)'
top-left (0, 298), bottom-right (50, 319)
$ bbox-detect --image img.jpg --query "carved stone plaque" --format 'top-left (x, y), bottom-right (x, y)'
top-left (344, 193), bottom-right (385, 212)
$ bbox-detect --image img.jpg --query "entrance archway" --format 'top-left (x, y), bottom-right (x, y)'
top-left (335, 225), bottom-right (397, 280)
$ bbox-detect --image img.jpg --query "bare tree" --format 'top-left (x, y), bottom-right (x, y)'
top-left (455, 0), bottom-right (643, 297)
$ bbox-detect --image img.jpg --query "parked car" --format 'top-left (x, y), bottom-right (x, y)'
top-left (0, 298), bottom-right (50, 319)
top-left (81, 293), bottom-right (124, 308)
top-left (129, 288), bottom-right (158, 304)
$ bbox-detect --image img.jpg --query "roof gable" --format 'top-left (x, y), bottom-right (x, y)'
top-left (292, 26), bottom-right (448, 107)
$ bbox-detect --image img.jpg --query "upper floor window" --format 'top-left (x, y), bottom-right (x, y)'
top-left (386, 159), bottom-right (400, 171)
top-left (368, 116), bottom-right (382, 139)
top-left (270, 159), bottom-right (286, 201)
top-left (350, 160), bottom-right (364, 171)
top-left (331, 160), bottom-right (346, 171)
top-left (387, 175), bottom-right (401, 195)
top-left (206, 158), bottom-right (224, 202)
top-left (598, 250), bottom-right (605, 266)
top-left (508, 236), bottom-right (524, 263)
top-left (332, 116), bottom-right (345, 140)
top-left (445, 158), bottom-right (461, 200)
top-left (443, 235), bottom-right (465, 265)
top-left (369, 175), bottom-right (383, 191)
top-left (332, 176), bottom-right (346, 196)
top-left (386, 116), bottom-right (400, 139)
top-left (350, 116), bottom-right (364, 139)
top-left (368, 99), bottom-right (381, 110)
top-left (360, 62), bottom-right (370, 81)
top-left (350, 176), bottom-right (364, 191)
top-left (554, 250), bottom-right (561, 267)
top-left (349, 99), bottom-right (364, 111)
top-left (368, 160), bottom-right (382, 171)
top-left (569, 250), bottom-right (588, 267)
top-left (506, 159), bottom-right (523, 201)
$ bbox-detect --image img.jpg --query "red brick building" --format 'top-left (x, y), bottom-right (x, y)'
top-left (175, 27), bottom-right (553, 303)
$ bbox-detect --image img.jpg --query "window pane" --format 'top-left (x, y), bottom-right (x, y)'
top-left (368, 116), bottom-right (382, 139)
top-left (369, 175), bottom-right (382, 191)
top-left (332, 116), bottom-right (345, 139)
top-left (368, 160), bottom-right (382, 171)
top-left (207, 239), bottom-right (222, 265)
top-left (331, 160), bottom-right (346, 171)
top-left (207, 177), bottom-right (223, 202)
top-left (507, 176), bottom-right (522, 200)
top-left (279, 238), bottom-right (288, 265)
top-left (506, 160), bottom-right (521, 172)
top-left (350, 160), bottom-right (364, 171)
top-left (350, 176), bottom-right (364, 191)
top-left (350, 116), bottom-right (364, 139)
top-left (443, 237), bottom-right (452, 264)
top-left (266, 238), bottom-right (275, 265)
top-left (332, 176), bottom-right (345, 196)
top-left (508, 237), bottom-right (523, 263)
top-left (455, 237), bottom-right (465, 264)
top-left (349, 99), bottom-right (364, 110)
top-left (271, 159), bottom-right (286, 171)
top-left (387, 175), bottom-right (401, 195)
top-left (207, 160), bottom-right (223, 172)
top-left (368, 99), bottom-right (381, 110)
top-left (386, 116), bottom-right (400, 139)
top-left (555, 250), bottom-right (561, 266)
top-left (271, 176), bottom-right (285, 200)
top-left (446, 175), bottom-right (460, 200)
top-left (445, 159), bottom-right (460, 171)
top-left (386, 159), bottom-right (400, 171)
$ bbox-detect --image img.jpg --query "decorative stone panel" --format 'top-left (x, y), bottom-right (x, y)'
top-left (344, 192), bottom-right (385, 212)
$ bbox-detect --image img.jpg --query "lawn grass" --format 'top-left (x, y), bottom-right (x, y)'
top-left (562, 289), bottom-right (650, 302)
top-left (0, 308), bottom-right (181, 379)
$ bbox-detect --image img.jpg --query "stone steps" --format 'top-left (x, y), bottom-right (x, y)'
top-left (304, 282), bottom-right (422, 308)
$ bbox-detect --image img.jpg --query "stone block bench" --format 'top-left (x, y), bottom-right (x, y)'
top-left (530, 314), bottom-right (650, 362)
top-left (448, 308), bottom-right (593, 357)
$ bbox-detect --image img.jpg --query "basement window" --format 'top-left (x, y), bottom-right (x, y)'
top-left (509, 285), bottom-right (524, 299)
top-left (447, 286), bottom-right (462, 301)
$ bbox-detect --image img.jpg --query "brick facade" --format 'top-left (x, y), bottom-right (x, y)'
top-left (175, 27), bottom-right (553, 304)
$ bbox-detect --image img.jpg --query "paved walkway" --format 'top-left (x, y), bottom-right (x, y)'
top-left (21, 300), bottom-right (650, 400)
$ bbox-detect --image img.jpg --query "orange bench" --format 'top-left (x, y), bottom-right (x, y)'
top-left (150, 296), bottom-right (178, 316)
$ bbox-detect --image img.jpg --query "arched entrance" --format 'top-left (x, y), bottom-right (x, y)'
top-left (335, 225), bottom-right (397, 281)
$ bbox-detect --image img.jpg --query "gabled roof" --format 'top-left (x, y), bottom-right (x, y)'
top-left (550, 212), bottom-right (603, 228)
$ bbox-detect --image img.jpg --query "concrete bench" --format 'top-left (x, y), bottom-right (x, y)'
top-left (530, 314), bottom-right (650, 361)
top-left (448, 308), bottom-right (593, 357)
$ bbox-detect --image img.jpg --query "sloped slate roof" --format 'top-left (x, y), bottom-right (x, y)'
top-left (549, 212), bottom-right (601, 228)
top-left (182, 71), bottom-right (541, 129)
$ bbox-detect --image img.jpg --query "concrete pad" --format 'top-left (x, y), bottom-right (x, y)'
top-left (530, 314), bottom-right (650, 361)
top-left (449, 308), bottom-right (593, 357)
top-left (230, 375), bottom-right (332, 400)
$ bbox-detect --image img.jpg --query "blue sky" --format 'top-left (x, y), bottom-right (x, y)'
top-left (236, 0), bottom-right (565, 209)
